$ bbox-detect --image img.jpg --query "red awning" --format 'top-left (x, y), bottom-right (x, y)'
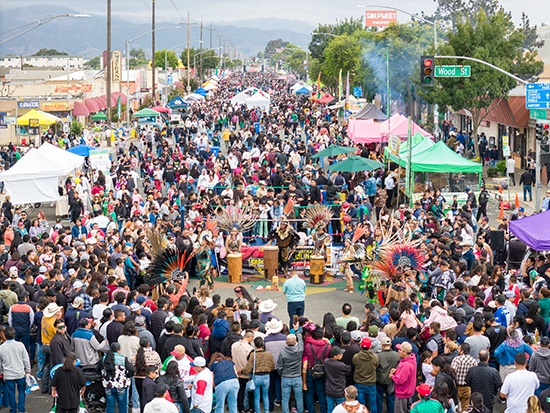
top-left (151, 105), bottom-right (170, 113)
top-left (84, 98), bottom-right (99, 113)
top-left (72, 101), bottom-right (90, 116)
top-left (317, 94), bottom-right (335, 104)
top-left (112, 92), bottom-right (127, 105)
top-left (93, 97), bottom-right (106, 110)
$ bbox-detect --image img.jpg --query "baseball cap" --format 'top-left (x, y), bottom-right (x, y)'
top-left (519, 207), bottom-right (525, 212)
top-left (504, 290), bottom-right (516, 298)
top-left (341, 331), bottom-right (351, 344)
top-left (170, 345), bottom-right (186, 357)
top-left (417, 383), bottom-right (431, 397)
top-left (396, 342), bottom-right (413, 353)
top-left (360, 337), bottom-right (372, 349)
top-left (190, 356), bottom-right (206, 367)
top-left (496, 295), bottom-right (506, 304)
top-left (350, 331), bottom-right (363, 342)
top-left (329, 346), bottom-right (345, 357)
top-left (72, 297), bottom-right (84, 308)
top-left (135, 316), bottom-right (146, 326)
top-left (8, 267), bottom-right (18, 278)
top-left (154, 382), bottom-right (169, 397)
top-left (130, 303), bottom-right (141, 312)
top-left (368, 325), bottom-right (379, 337)
top-left (483, 312), bottom-right (495, 323)
top-left (136, 296), bottom-right (147, 304)
top-left (39, 266), bottom-right (48, 274)
top-left (465, 187), bottom-right (471, 192)
top-left (541, 337), bottom-right (550, 346)
top-left (73, 280), bottom-right (84, 289)
top-left (381, 337), bottom-right (392, 346)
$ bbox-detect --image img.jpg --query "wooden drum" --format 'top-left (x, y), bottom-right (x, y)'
top-left (263, 246), bottom-right (279, 281)
top-left (228, 253), bottom-right (242, 284)
top-left (309, 256), bottom-right (325, 284)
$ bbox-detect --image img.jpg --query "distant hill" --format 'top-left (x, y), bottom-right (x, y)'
top-left (0, 6), bottom-right (312, 58)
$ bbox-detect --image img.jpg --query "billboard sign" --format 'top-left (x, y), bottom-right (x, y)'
top-left (365, 11), bottom-right (398, 27)
top-left (112, 50), bottom-right (121, 83)
top-left (18, 101), bottom-right (39, 109)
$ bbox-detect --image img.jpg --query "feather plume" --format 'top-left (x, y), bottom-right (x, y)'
top-left (145, 248), bottom-right (195, 288)
top-left (215, 206), bottom-right (258, 233)
top-left (303, 205), bottom-right (333, 230)
top-left (283, 197), bottom-right (295, 216)
top-left (146, 228), bottom-right (168, 257)
top-left (352, 224), bottom-right (367, 243)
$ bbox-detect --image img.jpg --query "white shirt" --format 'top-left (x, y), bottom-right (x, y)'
top-left (507, 158), bottom-right (516, 174)
top-left (92, 303), bottom-right (108, 325)
top-left (384, 176), bottom-right (395, 190)
top-left (501, 369), bottom-right (539, 413)
top-left (333, 401), bottom-right (368, 413)
top-left (192, 368), bottom-right (213, 412)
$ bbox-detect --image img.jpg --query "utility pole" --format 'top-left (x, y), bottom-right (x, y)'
top-left (219, 32), bottom-right (222, 68)
top-left (209, 23), bottom-right (213, 49)
top-left (187, 12), bottom-right (190, 92)
top-left (151, 0), bottom-right (156, 103)
top-left (200, 17), bottom-right (203, 83)
top-left (106, 0), bottom-right (112, 131)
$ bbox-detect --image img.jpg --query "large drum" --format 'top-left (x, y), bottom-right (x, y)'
top-left (228, 253), bottom-right (242, 284)
top-left (310, 255), bottom-right (325, 284)
top-left (263, 246), bottom-right (279, 281)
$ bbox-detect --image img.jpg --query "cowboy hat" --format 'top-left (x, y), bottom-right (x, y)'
top-left (258, 299), bottom-right (277, 313)
top-left (265, 319), bottom-right (283, 335)
top-left (44, 303), bottom-right (62, 318)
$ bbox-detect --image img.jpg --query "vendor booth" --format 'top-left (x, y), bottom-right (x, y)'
top-left (245, 91), bottom-right (270, 113)
top-left (509, 210), bottom-right (550, 251)
top-left (133, 108), bottom-right (161, 125)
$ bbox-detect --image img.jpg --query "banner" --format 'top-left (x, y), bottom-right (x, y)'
top-left (338, 69), bottom-right (343, 100)
top-left (52, 84), bottom-right (94, 94)
top-left (42, 102), bottom-right (69, 111)
top-left (117, 96), bottom-right (121, 120)
top-left (18, 101), bottom-right (39, 109)
top-left (365, 11), bottom-right (398, 27)
top-left (112, 50), bottom-right (121, 83)
top-left (89, 149), bottom-right (111, 174)
top-left (317, 71), bottom-right (322, 99)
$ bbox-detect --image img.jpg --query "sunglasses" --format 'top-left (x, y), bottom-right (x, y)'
top-left (57, 325), bottom-right (66, 330)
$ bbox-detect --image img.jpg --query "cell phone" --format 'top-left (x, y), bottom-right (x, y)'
top-left (193, 287), bottom-right (197, 295)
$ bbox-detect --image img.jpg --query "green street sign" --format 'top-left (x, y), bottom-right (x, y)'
top-left (434, 65), bottom-right (471, 77)
top-left (530, 109), bottom-right (547, 120)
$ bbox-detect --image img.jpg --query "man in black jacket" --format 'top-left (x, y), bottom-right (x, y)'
top-left (150, 297), bottom-right (169, 343)
top-left (50, 319), bottom-right (73, 366)
top-left (221, 322), bottom-right (243, 357)
top-left (106, 309), bottom-right (125, 345)
top-left (465, 349), bottom-right (501, 411)
top-left (277, 331), bottom-right (304, 413)
top-left (309, 180), bottom-right (321, 205)
top-left (519, 167), bottom-right (535, 201)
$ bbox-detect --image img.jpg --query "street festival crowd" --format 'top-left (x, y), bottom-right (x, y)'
top-left (0, 71), bottom-right (550, 413)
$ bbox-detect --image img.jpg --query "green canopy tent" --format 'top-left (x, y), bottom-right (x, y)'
top-left (91, 111), bottom-right (107, 121)
top-left (384, 134), bottom-right (435, 164)
top-left (405, 141), bottom-right (482, 173)
top-left (311, 145), bottom-right (356, 159)
top-left (328, 156), bottom-right (384, 172)
top-left (133, 108), bottom-right (161, 117)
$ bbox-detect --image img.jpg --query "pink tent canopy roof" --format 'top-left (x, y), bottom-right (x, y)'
top-left (84, 98), bottom-right (99, 113)
top-left (72, 101), bottom-right (90, 116)
top-left (379, 114), bottom-right (433, 139)
top-left (151, 106), bottom-right (170, 113)
top-left (347, 119), bottom-right (383, 143)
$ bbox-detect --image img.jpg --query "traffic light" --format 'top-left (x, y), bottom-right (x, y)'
top-left (536, 121), bottom-right (550, 144)
top-left (420, 55), bottom-right (434, 87)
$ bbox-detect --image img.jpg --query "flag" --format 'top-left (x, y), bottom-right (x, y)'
top-left (117, 96), bottom-right (121, 120)
top-left (317, 71), bottom-right (322, 99)
top-left (345, 71), bottom-right (350, 100)
top-left (338, 69), bottom-right (343, 99)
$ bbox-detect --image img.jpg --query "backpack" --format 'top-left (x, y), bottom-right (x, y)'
top-left (310, 343), bottom-right (328, 380)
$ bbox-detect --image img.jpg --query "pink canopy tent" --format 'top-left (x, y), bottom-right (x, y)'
top-left (72, 101), bottom-right (90, 116)
top-left (347, 119), bottom-right (384, 143)
top-left (151, 106), bottom-right (170, 113)
top-left (379, 114), bottom-right (434, 139)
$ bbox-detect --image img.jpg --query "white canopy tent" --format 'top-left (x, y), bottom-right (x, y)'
top-left (183, 93), bottom-right (205, 102)
top-left (230, 87), bottom-right (258, 106)
top-left (290, 83), bottom-right (303, 91)
top-left (0, 143), bottom-right (83, 204)
top-left (245, 91), bottom-right (270, 112)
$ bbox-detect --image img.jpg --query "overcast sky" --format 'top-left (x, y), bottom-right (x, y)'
top-left (2, 0), bottom-right (549, 26)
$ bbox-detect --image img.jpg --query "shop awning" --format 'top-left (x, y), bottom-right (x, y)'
top-left (84, 98), bottom-right (99, 113)
top-left (17, 109), bottom-right (61, 125)
top-left (112, 92), bottom-right (127, 105)
top-left (72, 101), bottom-right (89, 116)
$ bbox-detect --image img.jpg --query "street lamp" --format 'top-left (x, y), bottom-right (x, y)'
top-left (125, 26), bottom-right (183, 128)
top-left (356, 4), bottom-right (437, 49)
top-left (311, 32), bottom-right (340, 37)
top-left (0, 14), bottom-right (90, 45)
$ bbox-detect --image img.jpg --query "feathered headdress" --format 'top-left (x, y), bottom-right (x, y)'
top-left (215, 206), bottom-right (258, 233)
top-left (283, 197), bottom-right (295, 216)
top-left (198, 215), bottom-right (219, 243)
top-left (304, 205), bottom-right (333, 231)
top-left (145, 247), bottom-right (195, 287)
top-left (373, 243), bottom-right (425, 281)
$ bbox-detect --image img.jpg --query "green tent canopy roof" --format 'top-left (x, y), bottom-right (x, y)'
top-left (91, 111), bottom-right (107, 120)
top-left (384, 133), bottom-right (434, 164)
top-left (328, 156), bottom-right (384, 172)
top-left (134, 108), bottom-right (161, 117)
top-left (404, 141), bottom-right (482, 173)
top-left (311, 145), bottom-right (356, 159)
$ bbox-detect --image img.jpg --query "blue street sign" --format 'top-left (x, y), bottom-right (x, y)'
top-left (526, 83), bottom-right (550, 109)
top-left (353, 86), bottom-right (363, 97)
top-left (167, 75), bottom-right (173, 85)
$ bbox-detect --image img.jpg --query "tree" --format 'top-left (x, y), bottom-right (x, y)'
top-left (520, 13), bottom-right (545, 51)
top-left (287, 49), bottom-right (308, 77)
top-left (225, 59), bottom-right (243, 70)
top-left (264, 39), bottom-right (289, 60)
top-left (421, 10), bottom-right (544, 156)
top-left (154, 49), bottom-right (179, 70)
top-left (129, 48), bottom-right (148, 68)
top-left (84, 56), bottom-right (101, 69)
top-left (32, 48), bottom-right (68, 56)
top-left (199, 49), bottom-right (220, 70)
top-left (309, 17), bottom-right (364, 62)
top-left (70, 121), bottom-right (83, 136)
top-left (180, 47), bottom-right (199, 67)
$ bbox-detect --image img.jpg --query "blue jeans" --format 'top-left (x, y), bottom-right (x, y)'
top-left (376, 384), bottom-right (395, 413)
top-left (287, 301), bottom-right (305, 326)
top-left (5, 377), bottom-right (25, 413)
top-left (36, 343), bottom-right (44, 379)
top-left (253, 374), bottom-right (270, 413)
top-left (14, 332), bottom-right (30, 357)
top-left (0, 380), bottom-right (9, 407)
top-left (281, 376), bottom-right (303, 413)
top-left (215, 378), bottom-right (239, 413)
top-left (305, 370), bottom-right (327, 413)
top-left (356, 383), bottom-right (377, 413)
top-left (536, 382), bottom-right (550, 397)
top-left (524, 184), bottom-right (532, 201)
top-left (128, 377), bottom-right (139, 410)
top-left (268, 370), bottom-right (281, 411)
top-left (327, 397), bottom-right (345, 413)
top-left (106, 387), bottom-right (128, 413)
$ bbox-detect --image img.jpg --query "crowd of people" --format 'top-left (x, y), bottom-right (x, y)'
top-left (0, 70), bottom-right (547, 413)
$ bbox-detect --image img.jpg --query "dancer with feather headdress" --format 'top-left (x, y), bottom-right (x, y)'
top-left (303, 205), bottom-right (333, 259)
top-left (215, 206), bottom-right (259, 254)
top-left (195, 216), bottom-right (218, 290)
top-left (267, 198), bottom-right (299, 275)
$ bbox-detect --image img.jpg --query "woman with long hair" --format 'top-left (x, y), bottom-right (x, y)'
top-left (234, 286), bottom-right (257, 310)
top-left (130, 336), bottom-right (162, 408)
top-left (118, 321), bottom-right (140, 358)
top-left (527, 395), bottom-right (543, 413)
top-left (525, 301), bottom-right (547, 335)
top-left (99, 342), bottom-right (135, 413)
top-left (51, 352), bottom-right (86, 413)
top-left (494, 327), bottom-right (534, 381)
top-left (157, 360), bottom-right (190, 413)
top-left (322, 313), bottom-right (337, 340)
top-left (431, 356), bottom-right (459, 407)
top-left (431, 381), bottom-right (457, 413)
top-left (468, 392), bottom-right (489, 413)
top-left (209, 352), bottom-right (239, 413)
